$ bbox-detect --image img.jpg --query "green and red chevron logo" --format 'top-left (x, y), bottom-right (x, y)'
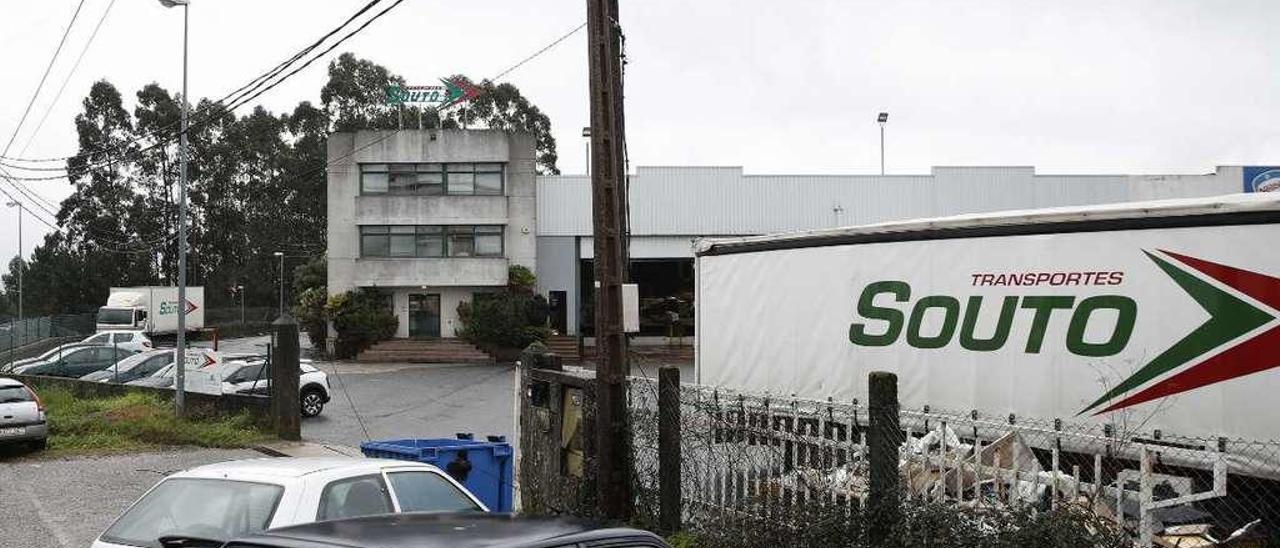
top-left (1081, 250), bottom-right (1280, 415)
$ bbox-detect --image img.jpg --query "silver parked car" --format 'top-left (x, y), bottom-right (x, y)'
top-left (0, 377), bottom-right (48, 451)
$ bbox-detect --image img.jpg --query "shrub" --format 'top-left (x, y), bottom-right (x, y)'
top-left (508, 264), bottom-right (537, 292)
top-left (457, 265), bottom-right (550, 352)
top-left (326, 289), bottom-right (398, 358)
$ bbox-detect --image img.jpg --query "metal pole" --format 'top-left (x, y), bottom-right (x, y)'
top-left (174, 2), bottom-right (190, 415)
top-left (879, 123), bottom-right (885, 176)
top-left (240, 287), bottom-right (246, 325)
top-left (278, 254), bottom-right (285, 318)
top-left (15, 204), bottom-right (21, 327)
top-left (585, 140), bottom-right (590, 176)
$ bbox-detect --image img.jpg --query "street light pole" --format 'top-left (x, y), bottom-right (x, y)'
top-left (274, 252), bottom-right (284, 318)
top-left (160, 0), bottom-right (191, 415)
top-left (582, 127), bottom-right (592, 176)
top-left (4, 201), bottom-right (20, 328)
top-left (877, 112), bottom-right (888, 176)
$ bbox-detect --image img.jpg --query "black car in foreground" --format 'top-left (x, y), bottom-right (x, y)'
top-left (208, 513), bottom-right (670, 548)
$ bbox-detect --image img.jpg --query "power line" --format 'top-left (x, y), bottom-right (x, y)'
top-left (1, 0), bottom-right (410, 186)
top-left (0, 166), bottom-right (181, 255)
top-left (0, 0), bottom-right (391, 168)
top-left (2, 0), bottom-right (89, 158)
top-left (18, 0), bottom-right (119, 157)
top-left (492, 21), bottom-right (586, 82)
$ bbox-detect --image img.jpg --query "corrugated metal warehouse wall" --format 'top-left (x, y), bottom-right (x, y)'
top-left (536, 165), bottom-right (1240, 237)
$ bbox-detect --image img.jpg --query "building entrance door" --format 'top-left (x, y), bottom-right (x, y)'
top-left (409, 293), bottom-right (441, 338)
top-left (549, 291), bottom-right (567, 334)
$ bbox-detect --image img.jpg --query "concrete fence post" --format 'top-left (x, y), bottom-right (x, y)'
top-left (658, 365), bottom-right (682, 534)
top-left (867, 371), bottom-right (901, 547)
top-left (271, 314), bottom-right (301, 440)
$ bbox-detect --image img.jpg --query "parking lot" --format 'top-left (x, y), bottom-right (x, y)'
top-left (0, 355), bottom-right (517, 548)
top-left (0, 448), bottom-right (260, 548)
top-left (302, 361), bottom-right (517, 448)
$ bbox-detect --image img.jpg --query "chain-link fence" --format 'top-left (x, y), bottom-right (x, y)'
top-left (0, 314), bottom-right (95, 354)
top-left (623, 373), bottom-right (1279, 546)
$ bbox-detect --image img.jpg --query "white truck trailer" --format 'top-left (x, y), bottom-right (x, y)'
top-left (694, 194), bottom-right (1280, 444)
top-left (96, 286), bottom-right (205, 336)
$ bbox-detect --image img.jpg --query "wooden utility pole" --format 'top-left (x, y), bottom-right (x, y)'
top-left (587, 0), bottom-right (632, 520)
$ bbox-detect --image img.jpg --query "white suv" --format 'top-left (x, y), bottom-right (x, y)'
top-left (83, 330), bottom-right (153, 353)
top-left (221, 359), bottom-right (332, 417)
top-left (92, 457), bottom-right (486, 548)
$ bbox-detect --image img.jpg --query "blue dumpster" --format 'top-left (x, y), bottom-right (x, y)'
top-left (361, 435), bottom-right (514, 512)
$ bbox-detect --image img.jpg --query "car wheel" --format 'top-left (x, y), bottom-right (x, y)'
top-left (30, 439), bottom-right (47, 452)
top-left (301, 389), bottom-right (325, 417)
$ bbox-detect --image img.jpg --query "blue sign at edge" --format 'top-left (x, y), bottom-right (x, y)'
top-left (1243, 166), bottom-right (1280, 193)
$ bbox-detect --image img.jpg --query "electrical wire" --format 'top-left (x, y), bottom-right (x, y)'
top-left (1, 0), bottom-right (89, 158)
top-left (17, 0), bottom-right (119, 157)
top-left (0, 0), bottom-right (392, 170)
top-left (491, 22), bottom-right (586, 82)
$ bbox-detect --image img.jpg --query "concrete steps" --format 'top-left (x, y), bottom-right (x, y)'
top-left (357, 338), bottom-right (494, 364)
top-left (544, 335), bottom-right (582, 362)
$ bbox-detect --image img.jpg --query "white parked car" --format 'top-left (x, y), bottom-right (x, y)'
top-left (91, 457), bottom-right (486, 548)
top-left (220, 359), bottom-right (332, 417)
top-left (83, 330), bottom-right (153, 353)
top-left (0, 378), bottom-right (47, 451)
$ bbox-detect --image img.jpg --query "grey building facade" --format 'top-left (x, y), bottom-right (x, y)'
top-left (327, 130), bottom-right (537, 338)
top-left (326, 130), bottom-right (1261, 341)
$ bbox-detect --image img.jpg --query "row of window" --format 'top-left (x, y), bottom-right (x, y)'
top-left (360, 162), bottom-right (504, 196)
top-left (360, 225), bottom-right (504, 258)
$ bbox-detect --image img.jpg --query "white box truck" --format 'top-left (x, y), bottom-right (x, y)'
top-left (694, 194), bottom-right (1280, 443)
top-left (96, 286), bottom-right (205, 336)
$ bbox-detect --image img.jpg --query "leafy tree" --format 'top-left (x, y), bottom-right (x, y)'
top-left (291, 256), bottom-right (328, 347)
top-left (445, 78), bottom-right (560, 174)
top-left (321, 54), bottom-right (559, 174)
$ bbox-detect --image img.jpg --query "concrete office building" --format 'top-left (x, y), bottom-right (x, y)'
top-left (328, 128), bottom-right (1260, 341)
top-left (327, 130), bottom-right (537, 339)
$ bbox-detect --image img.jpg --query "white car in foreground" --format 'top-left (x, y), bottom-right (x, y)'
top-left (92, 457), bottom-right (486, 548)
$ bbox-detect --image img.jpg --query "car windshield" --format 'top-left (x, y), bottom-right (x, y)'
top-left (100, 478), bottom-right (284, 548)
top-left (109, 352), bottom-right (157, 373)
top-left (35, 345), bottom-right (81, 361)
top-left (0, 385), bottom-right (33, 404)
top-left (98, 308), bottom-right (134, 325)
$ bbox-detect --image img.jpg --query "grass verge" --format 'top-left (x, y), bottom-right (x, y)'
top-left (38, 388), bottom-right (271, 457)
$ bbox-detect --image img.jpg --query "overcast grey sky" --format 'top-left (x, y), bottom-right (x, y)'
top-left (1, 0), bottom-right (1277, 264)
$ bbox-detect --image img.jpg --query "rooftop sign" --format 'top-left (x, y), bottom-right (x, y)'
top-left (385, 77), bottom-right (482, 109)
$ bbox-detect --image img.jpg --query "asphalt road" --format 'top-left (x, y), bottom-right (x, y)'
top-left (303, 362), bottom-right (518, 449)
top-left (0, 448), bottom-right (259, 548)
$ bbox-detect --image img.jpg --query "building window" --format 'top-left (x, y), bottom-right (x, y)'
top-left (475, 225), bottom-right (503, 256)
top-left (416, 226), bottom-right (444, 257)
top-left (447, 226), bottom-right (475, 257)
top-left (360, 225), bottom-right (389, 257)
top-left (361, 163), bottom-right (503, 196)
top-left (389, 226), bottom-right (416, 257)
top-left (360, 225), bottom-right (503, 258)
